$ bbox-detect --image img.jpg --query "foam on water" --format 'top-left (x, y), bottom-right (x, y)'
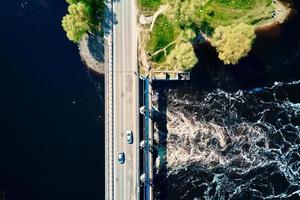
top-left (154, 80), bottom-right (300, 200)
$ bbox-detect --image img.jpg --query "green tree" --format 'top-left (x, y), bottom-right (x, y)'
top-left (211, 23), bottom-right (256, 65)
top-left (62, 2), bottom-right (92, 43)
top-left (66, 0), bottom-right (78, 4)
top-left (182, 28), bottom-right (196, 41)
top-left (165, 41), bottom-right (197, 71)
top-left (66, 0), bottom-right (93, 4)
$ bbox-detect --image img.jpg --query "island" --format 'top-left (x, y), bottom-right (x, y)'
top-left (138, 0), bottom-right (292, 75)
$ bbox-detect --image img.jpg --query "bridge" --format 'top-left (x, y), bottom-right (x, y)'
top-left (104, 0), bottom-right (153, 199)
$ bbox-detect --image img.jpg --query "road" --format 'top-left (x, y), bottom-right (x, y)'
top-left (113, 0), bottom-right (139, 199)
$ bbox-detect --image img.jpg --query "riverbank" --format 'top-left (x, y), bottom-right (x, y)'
top-left (255, 0), bottom-right (293, 30)
top-left (79, 34), bottom-right (105, 74)
top-left (138, 0), bottom-right (293, 71)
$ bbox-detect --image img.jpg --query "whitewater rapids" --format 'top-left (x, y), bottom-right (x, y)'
top-left (154, 81), bottom-right (300, 200)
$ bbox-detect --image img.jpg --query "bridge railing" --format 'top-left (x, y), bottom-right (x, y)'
top-left (143, 78), bottom-right (150, 200)
top-left (104, 0), bottom-right (114, 199)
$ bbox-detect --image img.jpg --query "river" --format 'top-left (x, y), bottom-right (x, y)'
top-left (0, 1), bottom-right (104, 199)
top-left (153, 0), bottom-right (300, 199)
top-left (1, 0), bottom-right (299, 200)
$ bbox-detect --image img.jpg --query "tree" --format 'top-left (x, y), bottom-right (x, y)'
top-left (182, 28), bottom-right (196, 41)
top-left (211, 23), bottom-right (256, 65)
top-left (165, 41), bottom-right (197, 71)
top-left (62, 2), bottom-right (92, 43)
top-left (66, 0), bottom-right (93, 4)
top-left (66, 0), bottom-right (78, 4)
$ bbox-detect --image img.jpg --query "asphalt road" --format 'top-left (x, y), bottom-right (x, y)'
top-left (113, 0), bottom-right (139, 199)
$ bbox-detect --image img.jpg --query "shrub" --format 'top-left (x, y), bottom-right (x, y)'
top-left (211, 23), bottom-right (256, 65)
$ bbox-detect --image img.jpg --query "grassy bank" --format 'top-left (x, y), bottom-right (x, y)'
top-left (140, 0), bottom-right (285, 69)
top-left (198, 0), bottom-right (274, 30)
top-left (138, 0), bottom-right (161, 12)
top-left (146, 15), bottom-right (176, 63)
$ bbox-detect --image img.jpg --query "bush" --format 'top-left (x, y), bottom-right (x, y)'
top-left (62, 2), bottom-right (92, 43)
top-left (211, 23), bottom-right (256, 65)
top-left (165, 41), bottom-right (197, 71)
top-left (62, 0), bottom-right (104, 43)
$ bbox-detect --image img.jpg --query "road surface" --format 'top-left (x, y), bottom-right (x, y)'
top-left (113, 0), bottom-right (139, 199)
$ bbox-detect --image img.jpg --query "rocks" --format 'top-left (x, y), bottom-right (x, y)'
top-left (78, 34), bottom-right (105, 74)
top-left (139, 14), bottom-right (153, 25)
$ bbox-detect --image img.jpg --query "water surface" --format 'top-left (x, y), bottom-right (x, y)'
top-left (154, 1), bottom-right (300, 199)
top-left (0, 1), bottom-right (104, 199)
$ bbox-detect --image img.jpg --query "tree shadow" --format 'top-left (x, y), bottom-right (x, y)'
top-left (102, 0), bottom-right (119, 37)
top-left (83, 0), bottom-right (120, 68)
top-left (87, 33), bottom-right (105, 63)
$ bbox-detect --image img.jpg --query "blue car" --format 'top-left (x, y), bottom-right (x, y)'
top-left (118, 152), bottom-right (125, 164)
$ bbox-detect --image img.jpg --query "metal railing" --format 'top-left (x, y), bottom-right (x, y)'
top-left (104, 0), bottom-right (114, 199)
top-left (144, 78), bottom-right (150, 200)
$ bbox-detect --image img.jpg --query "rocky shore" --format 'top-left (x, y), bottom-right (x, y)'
top-left (78, 34), bottom-right (105, 74)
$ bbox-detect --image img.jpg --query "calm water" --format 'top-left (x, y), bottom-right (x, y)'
top-left (154, 1), bottom-right (300, 199)
top-left (0, 1), bottom-right (104, 199)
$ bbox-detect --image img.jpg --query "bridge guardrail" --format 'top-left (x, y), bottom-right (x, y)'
top-left (104, 0), bottom-right (114, 199)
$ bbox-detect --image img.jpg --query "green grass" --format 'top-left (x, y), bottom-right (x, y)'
top-left (142, 0), bottom-right (276, 69)
top-left (138, 0), bottom-right (161, 12)
top-left (215, 0), bottom-right (256, 9)
top-left (146, 15), bottom-right (176, 63)
top-left (196, 0), bottom-right (274, 31)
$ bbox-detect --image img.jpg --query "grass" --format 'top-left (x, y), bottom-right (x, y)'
top-left (146, 15), bottom-right (176, 63)
top-left (215, 0), bottom-right (257, 9)
top-left (196, 0), bottom-right (274, 31)
top-left (142, 0), bottom-right (276, 69)
top-left (138, 0), bottom-right (161, 12)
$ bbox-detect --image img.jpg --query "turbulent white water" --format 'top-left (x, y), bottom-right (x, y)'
top-left (154, 81), bottom-right (300, 200)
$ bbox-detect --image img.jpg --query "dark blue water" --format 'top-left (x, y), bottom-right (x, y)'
top-left (0, 1), bottom-right (104, 199)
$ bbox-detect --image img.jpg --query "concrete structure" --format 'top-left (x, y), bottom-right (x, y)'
top-left (143, 78), bottom-right (154, 200)
top-left (104, 0), bottom-right (191, 199)
top-left (105, 0), bottom-right (140, 199)
top-left (151, 71), bottom-right (190, 81)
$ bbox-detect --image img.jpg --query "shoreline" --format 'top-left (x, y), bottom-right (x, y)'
top-left (78, 34), bottom-right (105, 75)
top-left (201, 0), bottom-right (293, 42)
top-left (137, 0), bottom-right (294, 71)
top-left (255, 0), bottom-right (293, 31)
top-left (82, 0), bottom-right (293, 74)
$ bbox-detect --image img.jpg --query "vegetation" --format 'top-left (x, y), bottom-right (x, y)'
top-left (211, 23), bottom-right (256, 65)
top-left (62, 0), bottom-right (104, 43)
top-left (62, 2), bottom-right (92, 42)
top-left (165, 41), bottom-right (197, 71)
top-left (138, 0), bottom-right (161, 13)
top-left (197, 0), bottom-right (274, 30)
top-left (147, 15), bottom-right (176, 63)
top-left (142, 0), bottom-right (276, 67)
top-left (145, 13), bottom-right (198, 71)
